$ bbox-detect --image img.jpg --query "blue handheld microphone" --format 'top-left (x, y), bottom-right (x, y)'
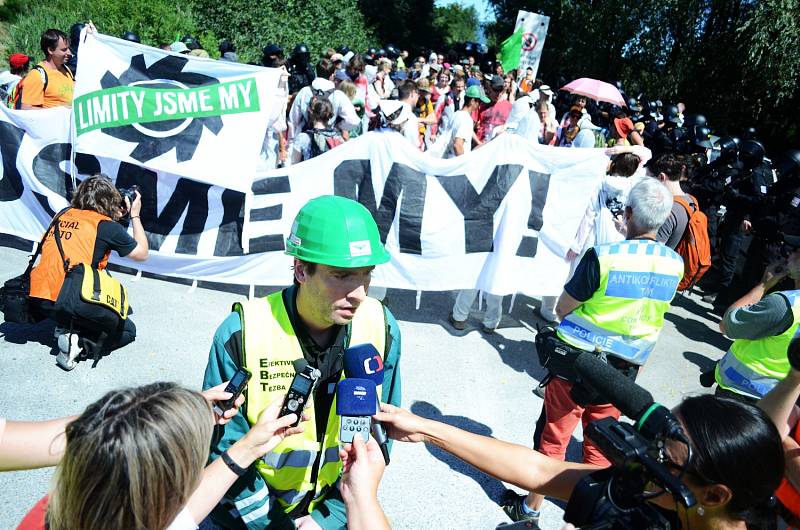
top-left (336, 378), bottom-right (377, 443)
top-left (343, 344), bottom-right (390, 464)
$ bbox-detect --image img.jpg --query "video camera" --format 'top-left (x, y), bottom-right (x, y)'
top-left (495, 353), bottom-right (696, 530)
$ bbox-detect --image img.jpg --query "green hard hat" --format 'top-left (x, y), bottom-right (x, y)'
top-left (285, 195), bottom-right (391, 268)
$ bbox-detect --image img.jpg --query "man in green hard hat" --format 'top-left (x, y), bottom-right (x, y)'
top-left (202, 195), bottom-right (402, 530)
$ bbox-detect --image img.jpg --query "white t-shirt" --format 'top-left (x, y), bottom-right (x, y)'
top-left (287, 78), bottom-right (358, 141)
top-left (402, 113), bottom-right (421, 149)
top-left (447, 110), bottom-right (474, 157)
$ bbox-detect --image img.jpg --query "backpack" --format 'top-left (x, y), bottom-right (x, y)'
top-left (306, 128), bottom-right (344, 159)
top-left (673, 194), bottom-right (711, 291)
top-left (12, 65), bottom-right (48, 109)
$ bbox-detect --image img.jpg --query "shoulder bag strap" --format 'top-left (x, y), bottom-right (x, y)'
top-left (23, 208), bottom-right (70, 278)
top-left (49, 208), bottom-right (72, 273)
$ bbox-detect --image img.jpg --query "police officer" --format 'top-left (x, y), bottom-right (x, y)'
top-left (203, 196), bottom-right (403, 530)
top-left (288, 43), bottom-right (314, 94)
top-left (705, 139), bottom-right (773, 307)
top-left (503, 179), bottom-right (684, 525)
top-left (715, 250), bottom-right (800, 401)
top-left (689, 136), bottom-right (742, 253)
top-left (261, 43), bottom-right (284, 68)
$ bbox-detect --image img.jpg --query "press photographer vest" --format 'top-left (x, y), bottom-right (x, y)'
top-left (29, 208), bottom-right (112, 302)
top-left (557, 240), bottom-right (684, 365)
top-left (235, 291), bottom-right (386, 514)
top-left (715, 290), bottom-right (800, 399)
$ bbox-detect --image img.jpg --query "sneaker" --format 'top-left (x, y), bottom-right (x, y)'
top-left (56, 333), bottom-right (81, 371)
top-left (481, 325), bottom-right (496, 334)
top-left (448, 315), bottom-right (466, 331)
top-left (501, 491), bottom-right (540, 524)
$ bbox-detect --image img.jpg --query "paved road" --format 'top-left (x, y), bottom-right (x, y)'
top-left (0, 241), bottom-right (728, 530)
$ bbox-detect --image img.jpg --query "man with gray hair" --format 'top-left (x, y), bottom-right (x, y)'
top-left (503, 178), bottom-right (685, 525)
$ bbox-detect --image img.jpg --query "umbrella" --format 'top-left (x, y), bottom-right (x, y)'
top-left (560, 78), bottom-right (626, 106)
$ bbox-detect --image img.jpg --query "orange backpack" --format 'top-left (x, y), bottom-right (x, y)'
top-left (673, 194), bottom-right (711, 291)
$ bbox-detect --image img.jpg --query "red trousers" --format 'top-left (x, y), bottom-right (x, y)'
top-left (539, 378), bottom-right (620, 467)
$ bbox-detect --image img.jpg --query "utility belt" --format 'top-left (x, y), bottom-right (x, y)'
top-left (535, 326), bottom-right (639, 404)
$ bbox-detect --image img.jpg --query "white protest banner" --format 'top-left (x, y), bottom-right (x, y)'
top-left (72, 31), bottom-right (284, 193)
top-left (0, 104), bottom-right (606, 295)
top-left (246, 132), bottom-right (607, 296)
top-left (515, 10), bottom-right (550, 80)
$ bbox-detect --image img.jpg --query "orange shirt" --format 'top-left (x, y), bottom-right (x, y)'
top-left (21, 63), bottom-right (74, 108)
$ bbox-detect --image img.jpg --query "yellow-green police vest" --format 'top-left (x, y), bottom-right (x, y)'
top-left (234, 291), bottom-right (386, 514)
top-left (715, 290), bottom-right (800, 399)
top-left (557, 239), bottom-right (684, 365)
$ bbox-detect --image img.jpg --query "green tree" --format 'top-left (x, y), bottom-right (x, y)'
top-left (192, 0), bottom-right (374, 64)
top-left (7, 0), bottom-right (210, 61)
top-left (432, 4), bottom-right (479, 47)
top-left (358, 0), bottom-right (436, 52)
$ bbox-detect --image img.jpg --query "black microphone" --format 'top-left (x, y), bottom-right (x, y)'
top-left (343, 343), bottom-right (390, 465)
top-left (573, 353), bottom-right (689, 444)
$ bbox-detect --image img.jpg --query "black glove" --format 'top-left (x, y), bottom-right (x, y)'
top-left (788, 337), bottom-right (800, 371)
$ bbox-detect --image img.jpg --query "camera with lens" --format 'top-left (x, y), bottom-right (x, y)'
top-left (117, 185), bottom-right (139, 210)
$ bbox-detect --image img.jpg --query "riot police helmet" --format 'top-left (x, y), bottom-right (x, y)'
top-left (627, 97), bottom-right (642, 112)
top-left (694, 126), bottom-right (714, 149)
top-left (384, 44), bottom-right (399, 59)
top-left (665, 105), bottom-right (681, 124)
top-left (775, 150), bottom-right (800, 180)
top-left (481, 58), bottom-right (495, 75)
top-left (337, 45), bottom-right (351, 55)
top-left (655, 99), bottom-right (663, 108)
top-left (742, 126), bottom-right (758, 140)
top-left (121, 31), bottom-right (141, 44)
top-left (263, 43), bottom-right (283, 57)
top-left (684, 114), bottom-right (707, 128)
top-left (292, 43), bottom-right (310, 62)
top-left (181, 35), bottom-right (200, 50)
top-left (739, 139), bottom-right (766, 167)
top-left (716, 136), bottom-right (739, 161)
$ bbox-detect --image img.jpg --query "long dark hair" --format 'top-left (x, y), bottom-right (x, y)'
top-left (677, 395), bottom-right (783, 529)
top-left (71, 174), bottom-right (122, 218)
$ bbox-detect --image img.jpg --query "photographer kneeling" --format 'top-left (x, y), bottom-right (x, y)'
top-left (28, 175), bottom-right (148, 370)
top-left (376, 395), bottom-right (784, 530)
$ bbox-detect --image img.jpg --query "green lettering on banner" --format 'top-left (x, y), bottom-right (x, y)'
top-left (73, 77), bottom-right (260, 136)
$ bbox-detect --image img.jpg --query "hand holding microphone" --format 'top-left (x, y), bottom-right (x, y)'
top-left (343, 344), bottom-right (391, 464)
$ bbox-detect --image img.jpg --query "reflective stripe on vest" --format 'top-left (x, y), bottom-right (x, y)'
top-left (715, 290), bottom-right (800, 399)
top-left (557, 240), bottom-right (683, 365)
top-left (236, 291), bottom-right (386, 514)
top-left (29, 208), bottom-right (112, 302)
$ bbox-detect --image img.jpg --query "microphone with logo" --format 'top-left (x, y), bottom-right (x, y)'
top-left (336, 378), bottom-right (377, 443)
top-left (343, 344), bottom-right (391, 464)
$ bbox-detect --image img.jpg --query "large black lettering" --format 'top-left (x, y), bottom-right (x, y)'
top-left (214, 189), bottom-right (245, 257)
top-left (516, 170), bottom-right (552, 258)
top-left (333, 159), bottom-right (375, 205)
top-left (0, 121), bottom-right (25, 202)
top-left (32, 143), bottom-right (101, 203)
top-left (248, 175), bottom-right (291, 253)
top-left (435, 164), bottom-right (523, 253)
top-left (116, 163), bottom-right (210, 254)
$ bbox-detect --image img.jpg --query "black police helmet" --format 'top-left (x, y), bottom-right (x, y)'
top-left (684, 114), bottom-right (707, 128)
top-left (293, 43), bottom-right (310, 56)
top-left (665, 105), bottom-right (680, 124)
top-left (694, 126), bottom-right (713, 149)
top-left (121, 31), bottom-right (140, 43)
top-left (742, 126), bottom-right (758, 140)
top-left (655, 99), bottom-right (663, 108)
top-left (716, 136), bottom-right (739, 159)
top-left (337, 45), bottom-right (350, 55)
top-left (263, 43), bottom-right (283, 57)
top-left (219, 39), bottom-right (235, 54)
top-left (615, 80), bottom-right (625, 92)
top-left (385, 44), bottom-right (399, 59)
top-left (775, 150), bottom-right (800, 179)
top-left (739, 139), bottom-right (766, 166)
top-left (376, 48), bottom-right (386, 58)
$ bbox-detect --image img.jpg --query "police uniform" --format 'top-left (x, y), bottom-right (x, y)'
top-left (715, 290), bottom-right (800, 400)
top-left (539, 238), bottom-right (683, 465)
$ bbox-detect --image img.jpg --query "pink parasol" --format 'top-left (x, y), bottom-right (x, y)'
top-left (560, 78), bottom-right (626, 106)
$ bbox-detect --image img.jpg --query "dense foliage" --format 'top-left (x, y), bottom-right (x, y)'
top-left (358, 0), bottom-right (436, 52)
top-left (485, 0), bottom-right (800, 151)
top-left (193, 0), bottom-right (373, 63)
top-left (432, 4), bottom-right (480, 47)
top-left (7, 0), bottom-right (212, 60)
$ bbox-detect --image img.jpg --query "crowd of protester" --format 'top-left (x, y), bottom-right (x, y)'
top-left (4, 25), bottom-right (800, 530)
